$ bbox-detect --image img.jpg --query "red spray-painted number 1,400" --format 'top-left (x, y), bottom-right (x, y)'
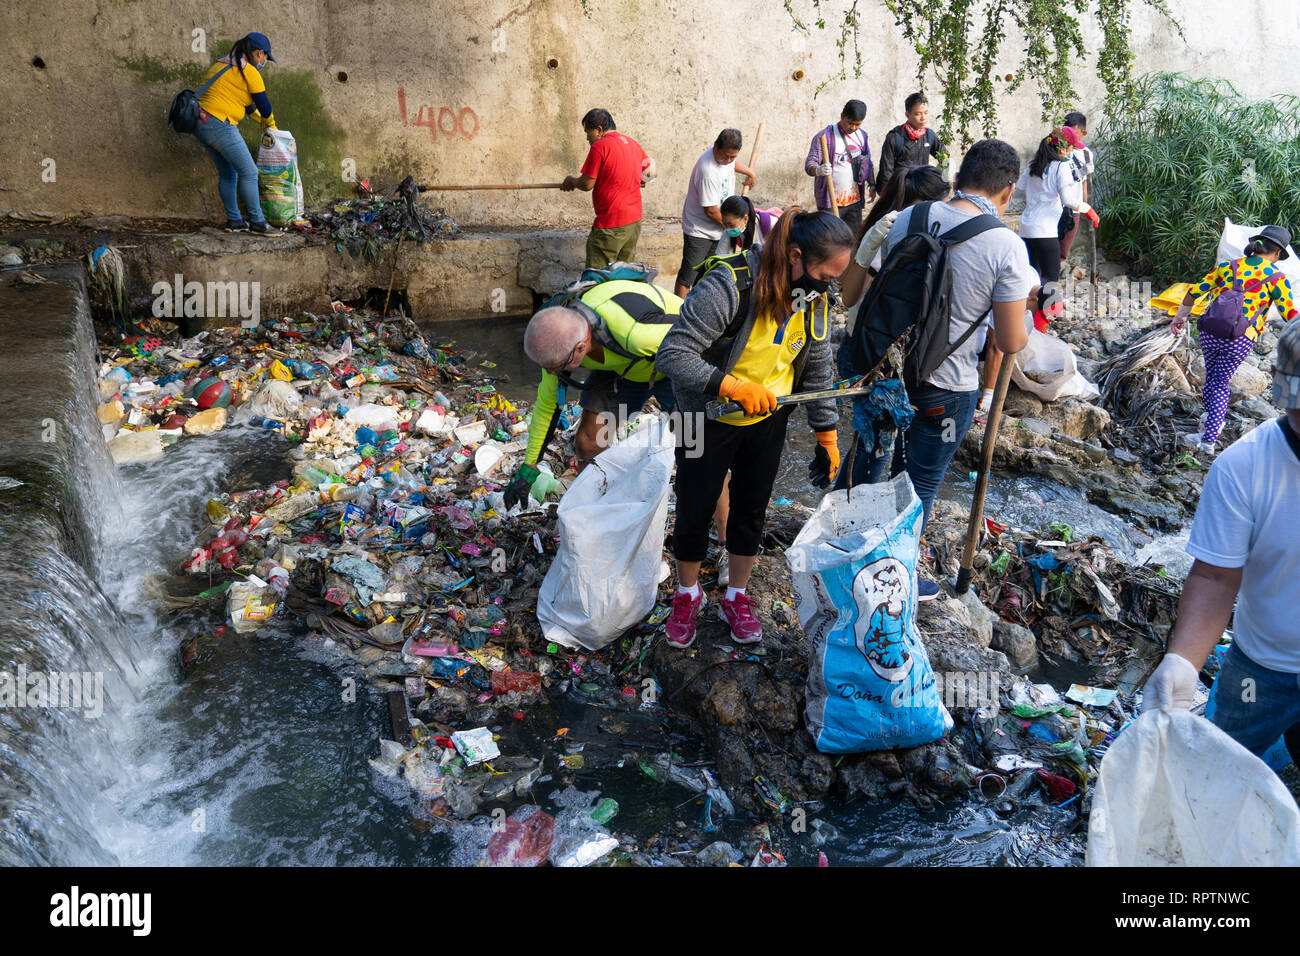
top-left (397, 88), bottom-right (479, 140)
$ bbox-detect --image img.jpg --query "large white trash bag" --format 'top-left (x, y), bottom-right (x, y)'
top-left (257, 128), bottom-right (305, 226)
top-left (1087, 710), bottom-right (1300, 866)
top-left (786, 472), bottom-right (952, 753)
top-left (1217, 216), bottom-right (1300, 323)
top-left (537, 418), bottom-right (675, 651)
top-left (1011, 328), bottom-right (1100, 402)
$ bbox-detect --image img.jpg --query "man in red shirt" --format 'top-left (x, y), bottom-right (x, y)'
top-left (562, 109), bottom-right (655, 268)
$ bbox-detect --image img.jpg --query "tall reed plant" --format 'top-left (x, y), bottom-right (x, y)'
top-left (1093, 73), bottom-right (1300, 284)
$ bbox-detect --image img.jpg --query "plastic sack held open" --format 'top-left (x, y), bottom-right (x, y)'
top-left (786, 472), bottom-right (952, 753)
top-left (1087, 710), bottom-right (1300, 866)
top-left (257, 128), bottom-right (305, 227)
top-left (536, 418), bottom-right (675, 651)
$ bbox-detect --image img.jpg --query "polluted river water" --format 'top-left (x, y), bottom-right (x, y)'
top-left (1, 287), bottom-right (1180, 866)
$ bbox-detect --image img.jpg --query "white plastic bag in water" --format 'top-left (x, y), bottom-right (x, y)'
top-left (1011, 329), bottom-right (1100, 402)
top-left (536, 418), bottom-right (675, 650)
top-left (239, 379), bottom-right (302, 420)
top-left (1087, 710), bottom-right (1300, 866)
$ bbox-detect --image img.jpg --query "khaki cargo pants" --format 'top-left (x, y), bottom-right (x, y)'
top-left (585, 221), bottom-right (642, 269)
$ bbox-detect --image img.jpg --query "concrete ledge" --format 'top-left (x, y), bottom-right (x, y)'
top-left (116, 221), bottom-right (688, 328)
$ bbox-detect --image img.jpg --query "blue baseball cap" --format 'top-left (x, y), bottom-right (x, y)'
top-left (246, 32), bottom-right (275, 62)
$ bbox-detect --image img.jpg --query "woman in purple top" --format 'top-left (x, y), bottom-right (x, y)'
top-left (713, 196), bottom-right (783, 255)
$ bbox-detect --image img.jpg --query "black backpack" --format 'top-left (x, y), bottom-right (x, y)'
top-left (168, 64), bottom-right (232, 134)
top-left (848, 201), bottom-right (1004, 391)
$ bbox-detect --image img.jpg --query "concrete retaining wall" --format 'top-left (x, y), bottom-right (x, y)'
top-left (4, 0), bottom-right (1299, 226)
top-left (118, 221), bottom-right (687, 326)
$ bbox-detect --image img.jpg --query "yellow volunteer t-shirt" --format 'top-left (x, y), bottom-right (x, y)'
top-left (721, 308), bottom-right (810, 425)
top-left (197, 61), bottom-right (267, 125)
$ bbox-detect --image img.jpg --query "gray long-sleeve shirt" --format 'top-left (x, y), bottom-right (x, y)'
top-left (655, 251), bottom-right (838, 431)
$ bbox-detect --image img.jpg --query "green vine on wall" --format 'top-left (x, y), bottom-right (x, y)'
top-left (786, 0), bottom-right (1181, 147)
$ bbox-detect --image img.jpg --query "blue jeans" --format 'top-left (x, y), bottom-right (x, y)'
top-left (1210, 644), bottom-right (1300, 760)
top-left (892, 382), bottom-right (977, 531)
top-left (193, 113), bottom-right (265, 224)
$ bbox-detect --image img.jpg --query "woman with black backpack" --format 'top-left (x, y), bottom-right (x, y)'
top-left (655, 210), bottom-right (853, 649)
top-left (1171, 225), bottom-right (1298, 454)
top-left (191, 33), bottom-right (283, 235)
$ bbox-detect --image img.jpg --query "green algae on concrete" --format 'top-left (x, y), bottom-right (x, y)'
top-left (237, 69), bottom-right (346, 209)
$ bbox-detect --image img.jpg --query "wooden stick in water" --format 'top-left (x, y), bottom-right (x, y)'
top-left (956, 355), bottom-right (1015, 595)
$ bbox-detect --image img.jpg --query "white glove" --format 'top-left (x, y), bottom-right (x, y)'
top-left (977, 388), bottom-right (994, 413)
top-left (854, 209), bottom-right (900, 267)
top-left (1142, 653), bottom-right (1200, 714)
top-left (815, 163), bottom-right (833, 177)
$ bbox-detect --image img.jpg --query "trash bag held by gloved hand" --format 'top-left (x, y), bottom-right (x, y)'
top-left (1087, 710), bottom-right (1300, 866)
top-left (257, 128), bottom-right (305, 226)
top-left (536, 418), bottom-right (675, 651)
top-left (786, 471), bottom-right (953, 753)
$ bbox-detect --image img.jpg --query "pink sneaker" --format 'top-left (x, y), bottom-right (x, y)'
top-left (665, 587), bottom-right (704, 648)
top-left (719, 592), bottom-right (763, 644)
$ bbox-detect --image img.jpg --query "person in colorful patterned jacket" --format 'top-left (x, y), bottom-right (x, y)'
top-left (1171, 225), bottom-right (1298, 455)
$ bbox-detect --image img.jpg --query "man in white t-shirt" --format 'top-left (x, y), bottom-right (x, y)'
top-left (674, 128), bottom-right (757, 298)
top-left (1144, 318), bottom-right (1300, 759)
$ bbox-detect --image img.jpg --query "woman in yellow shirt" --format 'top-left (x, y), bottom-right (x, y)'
top-left (192, 33), bottom-right (282, 235)
top-left (655, 209), bottom-right (853, 648)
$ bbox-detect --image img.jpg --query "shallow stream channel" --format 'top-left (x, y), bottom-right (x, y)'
top-left (0, 284), bottom-right (1185, 866)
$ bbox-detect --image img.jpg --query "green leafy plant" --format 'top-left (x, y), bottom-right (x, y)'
top-left (784, 0), bottom-right (1179, 147)
top-left (1093, 72), bottom-right (1300, 283)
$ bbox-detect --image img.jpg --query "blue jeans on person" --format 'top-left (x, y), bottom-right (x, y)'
top-left (1209, 643), bottom-right (1300, 761)
top-left (192, 113), bottom-right (266, 224)
top-left (891, 382), bottom-right (978, 530)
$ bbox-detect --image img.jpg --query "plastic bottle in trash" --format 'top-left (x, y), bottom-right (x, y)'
top-left (323, 484), bottom-right (362, 502)
top-left (251, 417), bottom-right (283, 431)
top-left (298, 465), bottom-right (330, 486)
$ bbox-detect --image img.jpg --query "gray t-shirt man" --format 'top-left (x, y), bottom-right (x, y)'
top-left (882, 202), bottom-right (1038, 392)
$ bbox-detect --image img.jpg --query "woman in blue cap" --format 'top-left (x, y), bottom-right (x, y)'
top-left (192, 33), bottom-right (283, 234)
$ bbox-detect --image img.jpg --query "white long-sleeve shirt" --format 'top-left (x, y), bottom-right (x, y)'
top-left (1015, 159), bottom-right (1083, 239)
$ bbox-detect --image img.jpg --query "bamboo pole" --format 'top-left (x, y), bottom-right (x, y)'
top-left (820, 133), bottom-right (838, 215)
top-left (956, 356), bottom-right (1016, 595)
top-left (742, 122), bottom-right (765, 196)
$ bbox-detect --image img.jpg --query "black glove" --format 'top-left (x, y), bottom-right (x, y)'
top-left (808, 444), bottom-right (834, 489)
top-left (502, 474), bottom-right (533, 510)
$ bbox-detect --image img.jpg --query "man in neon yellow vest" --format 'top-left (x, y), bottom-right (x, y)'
top-left (521, 279), bottom-right (681, 472)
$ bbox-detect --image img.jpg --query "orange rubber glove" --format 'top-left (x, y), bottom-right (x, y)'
top-left (719, 374), bottom-right (778, 417)
top-left (809, 430), bottom-right (840, 488)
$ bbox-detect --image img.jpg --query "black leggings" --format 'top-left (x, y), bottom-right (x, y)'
top-left (673, 407), bottom-right (791, 561)
top-left (1023, 236), bottom-right (1061, 287)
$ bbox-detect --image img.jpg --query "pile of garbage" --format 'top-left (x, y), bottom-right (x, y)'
top-left (307, 179), bottom-right (459, 259)
top-left (927, 509), bottom-right (1181, 684)
top-left (94, 301), bottom-right (751, 863)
